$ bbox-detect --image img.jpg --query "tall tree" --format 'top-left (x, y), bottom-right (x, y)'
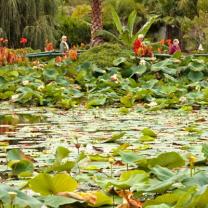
top-left (90, 0), bottom-right (103, 46)
top-left (0, 0), bottom-right (57, 49)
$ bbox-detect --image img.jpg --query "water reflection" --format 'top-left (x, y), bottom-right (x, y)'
top-left (0, 114), bottom-right (46, 135)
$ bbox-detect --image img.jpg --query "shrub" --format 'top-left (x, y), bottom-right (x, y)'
top-left (75, 43), bottom-right (132, 68)
top-left (59, 17), bottom-right (91, 45)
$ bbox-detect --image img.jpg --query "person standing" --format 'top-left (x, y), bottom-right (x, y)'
top-left (60, 35), bottom-right (69, 53)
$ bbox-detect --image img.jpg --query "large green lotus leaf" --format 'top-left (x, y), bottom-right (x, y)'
top-left (110, 170), bottom-right (149, 189)
top-left (7, 149), bottom-right (26, 161)
top-left (145, 204), bottom-right (171, 208)
top-left (55, 146), bottom-right (70, 162)
top-left (148, 152), bottom-right (185, 169)
top-left (88, 191), bottom-right (113, 207)
top-left (29, 173), bottom-right (78, 195)
top-left (188, 60), bottom-right (206, 71)
top-left (45, 161), bottom-right (76, 173)
top-left (119, 151), bottom-right (141, 164)
top-left (183, 172), bottom-right (208, 188)
top-left (188, 71), bottom-right (204, 82)
top-left (43, 68), bottom-right (59, 81)
top-left (128, 65), bottom-right (147, 77)
top-left (143, 191), bottom-right (184, 207)
top-left (113, 57), bottom-right (127, 66)
top-left (40, 195), bottom-right (78, 208)
top-left (86, 96), bottom-right (107, 108)
top-left (120, 95), bottom-right (134, 108)
top-left (141, 128), bottom-right (157, 137)
top-left (161, 67), bottom-right (177, 76)
top-left (151, 60), bottom-right (172, 72)
top-left (10, 160), bottom-right (34, 177)
top-left (144, 172), bottom-right (185, 193)
top-left (151, 166), bottom-right (175, 181)
top-left (0, 184), bottom-right (42, 208)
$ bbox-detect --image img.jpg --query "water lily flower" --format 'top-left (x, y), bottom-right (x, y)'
top-left (179, 96), bottom-right (187, 103)
top-left (111, 74), bottom-right (118, 82)
top-left (22, 80), bottom-right (29, 85)
top-left (11, 94), bottom-right (19, 102)
top-left (139, 59), bottom-right (146, 65)
top-left (37, 85), bottom-right (45, 91)
top-left (148, 101), bottom-right (157, 107)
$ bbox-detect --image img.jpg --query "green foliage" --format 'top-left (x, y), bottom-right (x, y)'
top-left (58, 16), bottom-right (91, 45)
top-left (75, 43), bottom-right (131, 67)
top-left (7, 149), bottom-right (34, 177)
top-left (0, 0), bottom-right (57, 49)
top-left (0, 184), bottom-right (42, 208)
top-left (29, 173), bottom-right (78, 195)
top-left (99, 7), bottom-right (158, 47)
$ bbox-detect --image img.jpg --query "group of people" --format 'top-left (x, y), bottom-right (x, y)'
top-left (59, 34), bottom-right (181, 56)
top-left (133, 34), bottom-right (181, 57)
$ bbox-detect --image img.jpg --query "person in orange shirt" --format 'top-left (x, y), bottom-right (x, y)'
top-left (133, 34), bottom-right (144, 56)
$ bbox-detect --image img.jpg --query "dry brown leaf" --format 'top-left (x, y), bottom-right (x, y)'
top-left (116, 190), bottom-right (143, 208)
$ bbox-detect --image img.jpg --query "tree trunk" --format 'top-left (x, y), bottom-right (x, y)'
top-left (91, 0), bottom-right (103, 46)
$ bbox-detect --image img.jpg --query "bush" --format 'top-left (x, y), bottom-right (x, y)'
top-left (59, 17), bottom-right (91, 45)
top-left (75, 43), bottom-right (132, 68)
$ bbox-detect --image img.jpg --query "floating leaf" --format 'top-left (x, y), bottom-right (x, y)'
top-left (29, 173), bottom-right (78, 195)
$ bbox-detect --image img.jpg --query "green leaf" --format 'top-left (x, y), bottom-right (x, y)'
top-left (111, 7), bottom-right (123, 34)
top-left (10, 160), bottom-right (34, 177)
top-left (41, 195), bottom-right (78, 208)
top-left (43, 68), bottom-right (59, 81)
top-left (149, 152), bottom-right (185, 169)
top-left (139, 135), bottom-right (155, 142)
top-left (110, 170), bottom-right (149, 189)
top-left (119, 151), bottom-right (141, 164)
top-left (145, 204), bottom-right (171, 208)
top-left (86, 96), bottom-right (107, 108)
top-left (88, 191), bottom-right (113, 207)
top-left (55, 146), bottom-right (70, 162)
top-left (7, 149), bottom-right (26, 161)
top-left (133, 15), bottom-right (158, 42)
top-left (188, 71), bottom-right (204, 82)
top-left (141, 128), bottom-right (157, 137)
top-left (0, 184), bottom-right (42, 208)
top-left (29, 173), bottom-right (78, 195)
top-left (113, 57), bottom-right (127, 66)
top-left (102, 132), bottom-right (126, 143)
top-left (128, 10), bottom-right (137, 37)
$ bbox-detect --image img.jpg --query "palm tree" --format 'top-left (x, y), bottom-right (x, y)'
top-left (90, 0), bottom-right (103, 46)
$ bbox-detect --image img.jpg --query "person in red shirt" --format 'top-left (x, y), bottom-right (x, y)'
top-left (169, 39), bottom-right (181, 55)
top-left (133, 34), bottom-right (144, 56)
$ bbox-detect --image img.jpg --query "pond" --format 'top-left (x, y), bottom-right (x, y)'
top-left (0, 102), bottom-right (208, 187)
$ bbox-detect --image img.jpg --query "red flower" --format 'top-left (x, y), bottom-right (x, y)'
top-left (0, 38), bottom-right (4, 42)
top-left (20, 37), bottom-right (27, 44)
top-left (160, 39), bottom-right (165, 45)
top-left (166, 39), bottom-right (172, 46)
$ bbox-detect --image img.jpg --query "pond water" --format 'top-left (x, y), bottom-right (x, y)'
top-left (0, 103), bottom-right (208, 185)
